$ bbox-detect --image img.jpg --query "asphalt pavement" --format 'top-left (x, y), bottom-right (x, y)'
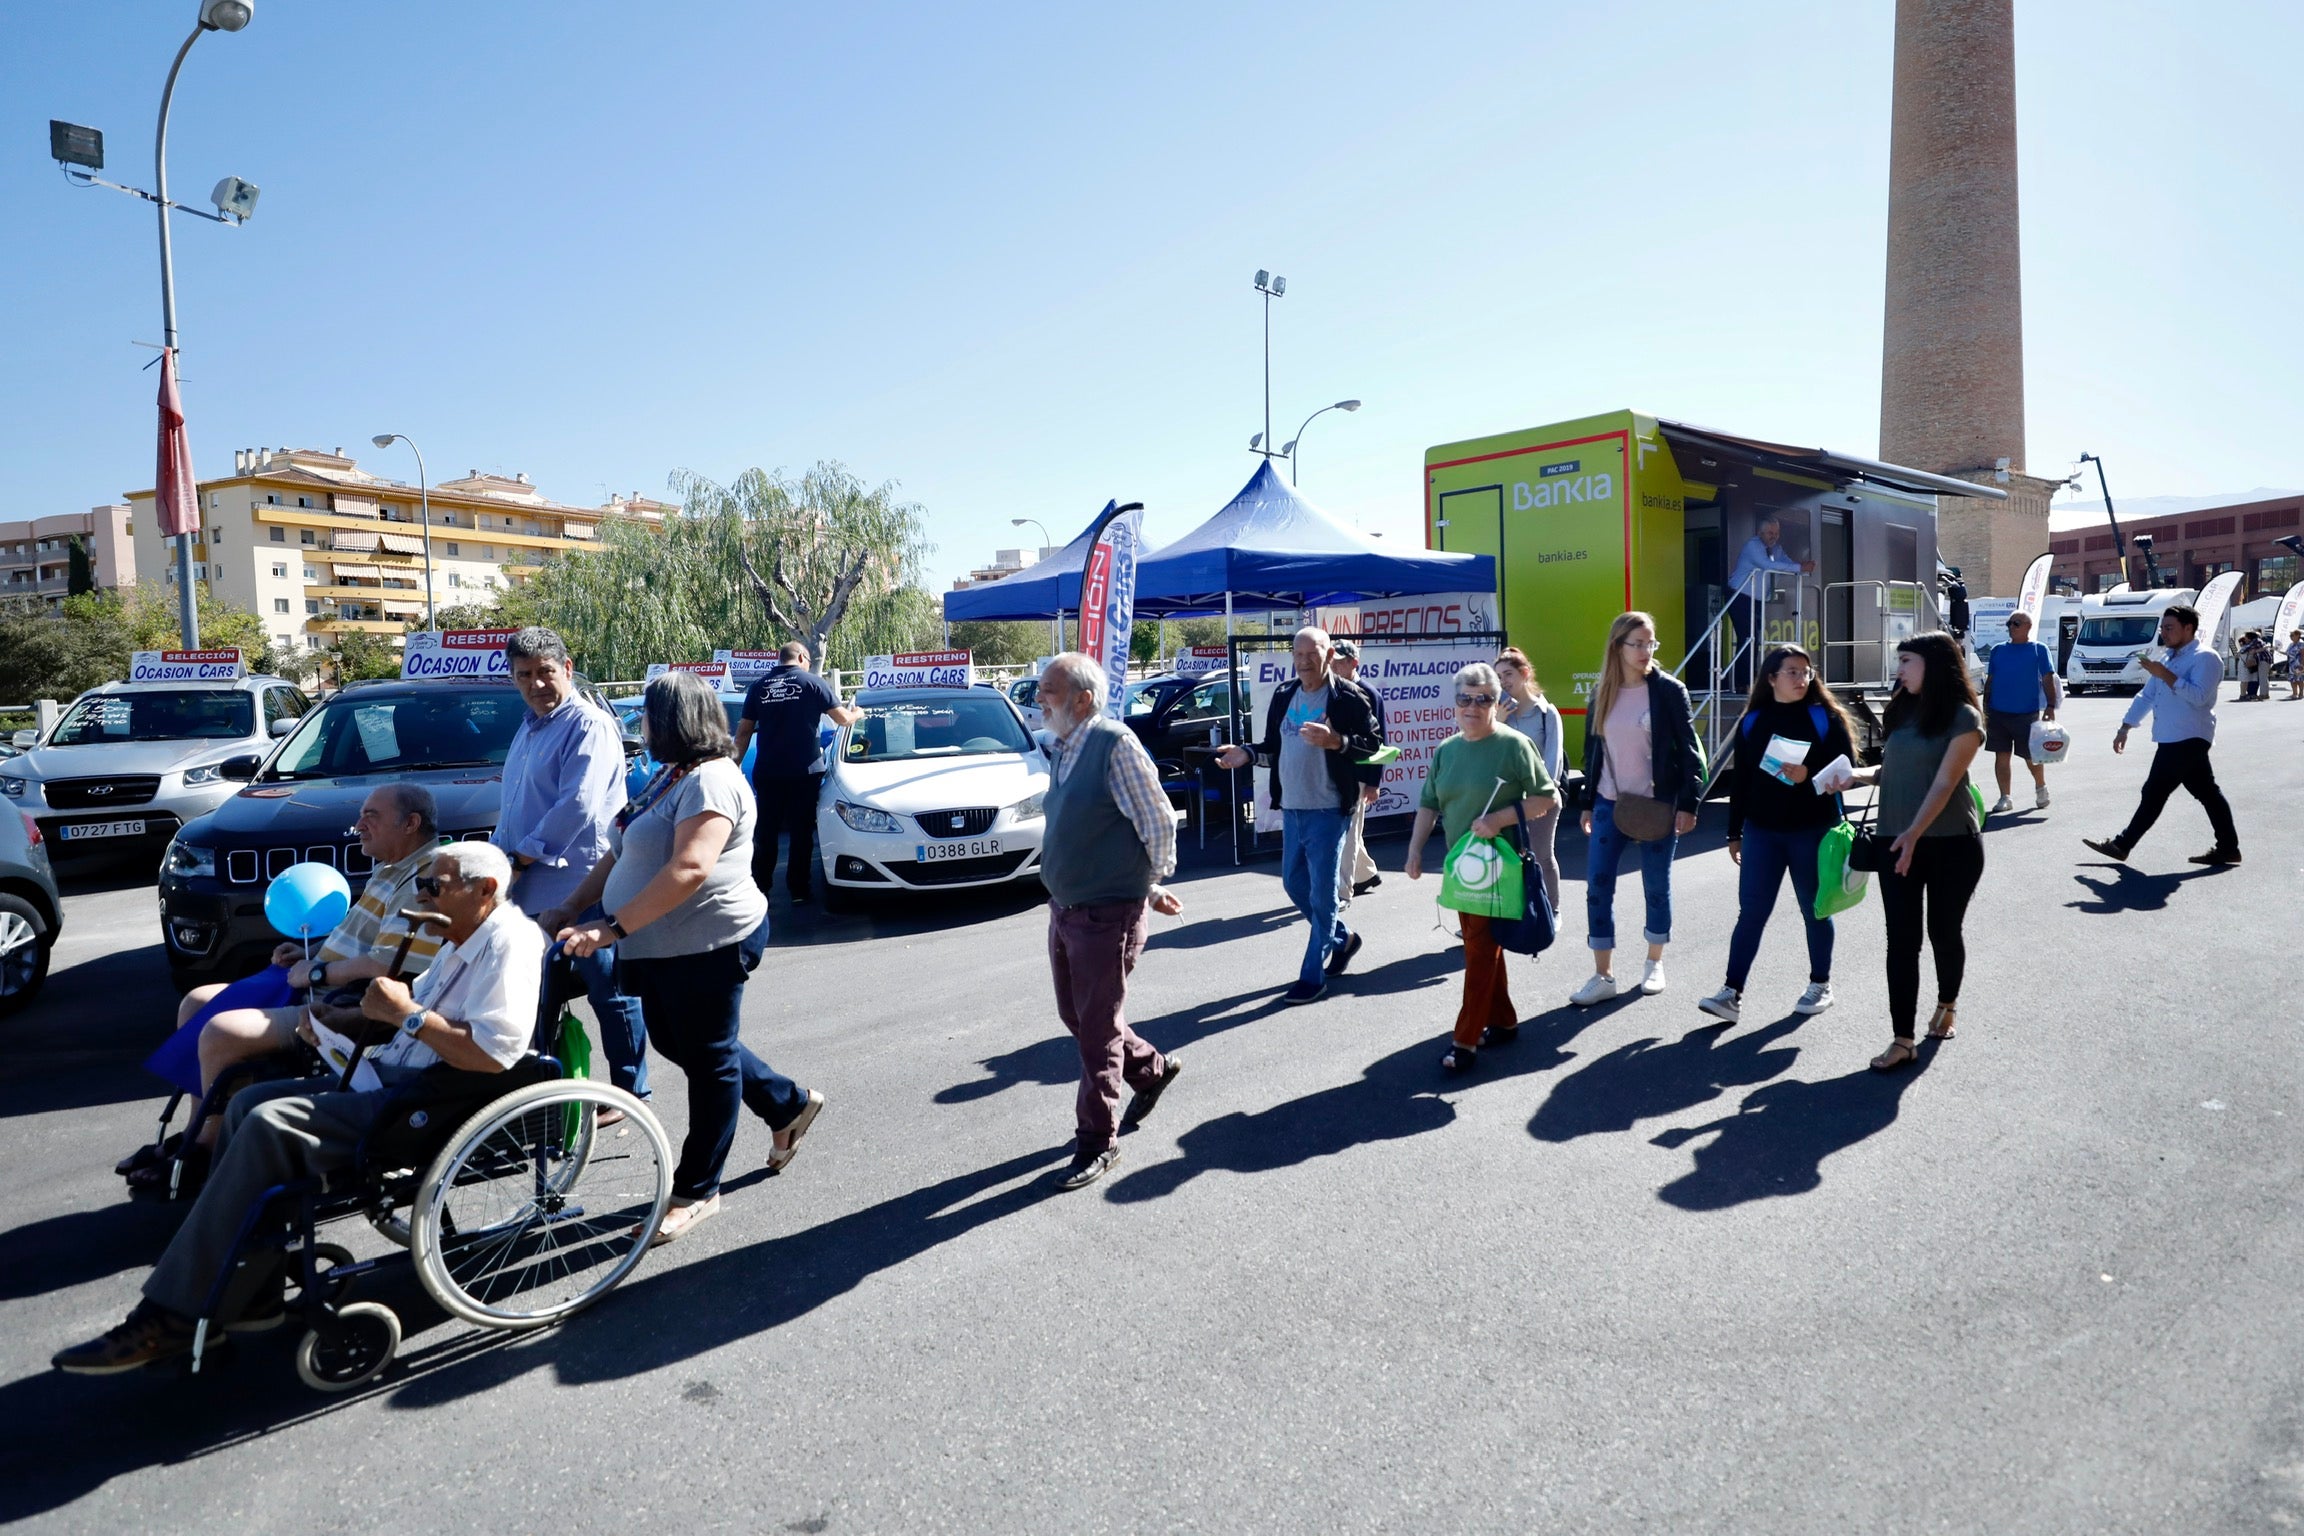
top-left (3, 690), bottom-right (2300, 1533)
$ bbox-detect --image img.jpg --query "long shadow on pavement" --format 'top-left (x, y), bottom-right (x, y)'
top-left (1101, 998), bottom-right (1618, 1205)
top-left (2067, 863), bottom-right (2225, 914)
top-left (935, 982), bottom-right (1294, 1104)
top-left (1647, 1040), bottom-right (1940, 1210)
top-left (1529, 1016), bottom-right (1805, 1143)
top-left (0, 1198), bottom-right (186, 1303)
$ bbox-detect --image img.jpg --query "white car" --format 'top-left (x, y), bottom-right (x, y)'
top-left (815, 686), bottom-right (1049, 911)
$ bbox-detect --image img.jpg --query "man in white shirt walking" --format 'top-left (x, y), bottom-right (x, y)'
top-left (2083, 603), bottom-right (2241, 867)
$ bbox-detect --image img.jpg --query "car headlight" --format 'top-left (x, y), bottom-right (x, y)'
top-left (166, 839), bottom-right (217, 879)
top-left (0, 775), bottom-right (24, 799)
top-left (1010, 791), bottom-right (1045, 821)
top-left (181, 762), bottom-right (224, 786)
top-left (833, 799), bottom-right (902, 834)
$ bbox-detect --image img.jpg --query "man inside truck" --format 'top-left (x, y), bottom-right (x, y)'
top-left (1726, 514), bottom-right (1813, 686)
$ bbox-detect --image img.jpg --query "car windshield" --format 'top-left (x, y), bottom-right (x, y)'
top-left (266, 687), bottom-right (529, 779)
top-left (2078, 616), bottom-right (2160, 647)
top-left (845, 695), bottom-right (1029, 762)
top-left (51, 689), bottom-right (254, 745)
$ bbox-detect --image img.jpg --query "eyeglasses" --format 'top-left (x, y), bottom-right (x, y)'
top-left (1776, 667), bottom-right (1814, 682)
top-left (1623, 638), bottom-right (1659, 652)
top-left (1456, 694), bottom-right (1497, 708)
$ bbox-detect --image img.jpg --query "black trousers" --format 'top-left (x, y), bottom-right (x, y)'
top-left (752, 773), bottom-right (824, 897)
top-left (1878, 834), bottom-right (1984, 1038)
top-left (2118, 738), bottom-right (2239, 853)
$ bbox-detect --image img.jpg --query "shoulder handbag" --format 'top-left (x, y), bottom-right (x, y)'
top-left (1491, 799), bottom-right (1558, 955)
top-left (1601, 735), bottom-right (1676, 842)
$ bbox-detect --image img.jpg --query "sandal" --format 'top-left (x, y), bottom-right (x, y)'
top-left (1478, 1023), bottom-right (1520, 1048)
top-left (1926, 1004), bottom-right (1958, 1041)
top-left (1440, 1045), bottom-right (1479, 1073)
top-left (766, 1089), bottom-right (825, 1175)
top-left (1869, 1039), bottom-right (1918, 1073)
top-left (645, 1193), bottom-right (721, 1247)
top-left (125, 1142), bottom-right (210, 1194)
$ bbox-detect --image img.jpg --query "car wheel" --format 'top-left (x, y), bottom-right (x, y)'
top-left (0, 894), bottom-right (54, 1018)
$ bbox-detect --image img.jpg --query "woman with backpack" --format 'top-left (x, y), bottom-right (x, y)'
top-left (1697, 645), bottom-right (1856, 1025)
top-left (1818, 631), bottom-right (1986, 1072)
top-left (1571, 611), bottom-right (1704, 1006)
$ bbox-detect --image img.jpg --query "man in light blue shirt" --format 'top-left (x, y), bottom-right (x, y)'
top-left (494, 626), bottom-right (650, 1100)
top-left (1726, 515), bottom-right (1812, 686)
top-left (2083, 603), bottom-right (2241, 866)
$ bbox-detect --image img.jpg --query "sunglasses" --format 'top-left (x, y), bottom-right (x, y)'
top-left (413, 874), bottom-right (456, 897)
top-left (1456, 693), bottom-right (1497, 708)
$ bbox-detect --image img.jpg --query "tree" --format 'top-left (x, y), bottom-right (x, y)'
top-left (0, 582), bottom-right (307, 700)
top-left (429, 600), bottom-right (504, 632)
top-left (328, 630), bottom-right (402, 684)
top-left (946, 620), bottom-right (1055, 669)
top-left (66, 538), bottom-right (95, 598)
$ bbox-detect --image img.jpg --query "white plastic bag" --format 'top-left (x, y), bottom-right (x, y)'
top-left (2030, 721), bottom-right (2070, 765)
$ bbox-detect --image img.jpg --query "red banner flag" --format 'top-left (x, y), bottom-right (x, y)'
top-left (155, 348), bottom-right (200, 539)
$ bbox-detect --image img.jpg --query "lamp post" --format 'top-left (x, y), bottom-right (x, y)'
top-left (371, 434), bottom-right (434, 627)
top-left (1252, 270), bottom-right (1286, 459)
top-left (1011, 518), bottom-right (1058, 650)
top-left (157, 0), bottom-right (257, 646)
top-left (1280, 399), bottom-right (1361, 487)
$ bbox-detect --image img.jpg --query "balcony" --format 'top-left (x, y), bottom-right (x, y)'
top-left (304, 617), bottom-right (406, 636)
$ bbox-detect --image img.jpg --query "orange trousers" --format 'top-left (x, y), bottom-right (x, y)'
top-left (1453, 913), bottom-right (1518, 1048)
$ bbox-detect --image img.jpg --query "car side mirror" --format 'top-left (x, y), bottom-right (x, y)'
top-left (219, 754), bottom-right (262, 782)
top-left (9, 730), bottom-right (34, 749)
top-left (269, 716), bottom-right (297, 737)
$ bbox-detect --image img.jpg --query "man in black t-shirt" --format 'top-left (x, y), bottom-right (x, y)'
top-left (733, 642), bottom-right (863, 902)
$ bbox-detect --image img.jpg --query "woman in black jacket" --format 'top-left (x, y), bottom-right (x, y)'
top-left (1696, 644), bottom-right (1856, 1026)
top-left (1571, 611), bottom-right (1704, 1006)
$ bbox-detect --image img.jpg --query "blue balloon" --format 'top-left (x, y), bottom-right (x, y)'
top-left (265, 861), bottom-right (353, 940)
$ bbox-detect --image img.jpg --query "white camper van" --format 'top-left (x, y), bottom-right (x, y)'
top-left (2063, 586), bottom-right (2198, 695)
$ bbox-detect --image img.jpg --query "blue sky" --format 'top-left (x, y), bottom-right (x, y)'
top-left (5, 1), bottom-right (2296, 589)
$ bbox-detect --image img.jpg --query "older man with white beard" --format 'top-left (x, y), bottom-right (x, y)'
top-left (1030, 653), bottom-right (1185, 1192)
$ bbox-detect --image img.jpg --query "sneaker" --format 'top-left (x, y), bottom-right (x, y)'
top-left (2082, 836), bottom-right (2129, 864)
top-left (52, 1302), bottom-right (194, 1376)
top-left (1325, 932), bottom-right (1364, 977)
top-left (1696, 987), bottom-right (1741, 1024)
top-left (2187, 848), bottom-right (2243, 866)
top-left (1058, 1145), bottom-right (1121, 1191)
top-left (1793, 982), bottom-right (1836, 1016)
top-left (1568, 972), bottom-right (1619, 1008)
top-left (2034, 785), bottom-right (2051, 811)
top-left (1640, 959), bottom-right (1667, 996)
top-left (1282, 978), bottom-right (1327, 1005)
top-left (1120, 1055), bottom-right (1183, 1130)
top-left (1990, 795), bottom-right (2015, 815)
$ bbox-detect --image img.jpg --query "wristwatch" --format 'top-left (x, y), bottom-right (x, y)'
top-left (309, 960), bottom-right (329, 989)
top-left (399, 1010), bottom-right (426, 1041)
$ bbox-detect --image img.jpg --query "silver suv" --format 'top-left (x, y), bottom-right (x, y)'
top-left (1, 674), bottom-right (311, 861)
top-left (0, 802), bottom-right (62, 1016)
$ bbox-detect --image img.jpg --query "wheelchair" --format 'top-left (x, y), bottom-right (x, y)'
top-left (179, 980), bottom-right (673, 1391)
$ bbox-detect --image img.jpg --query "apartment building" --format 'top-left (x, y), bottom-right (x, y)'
top-left (124, 446), bottom-right (672, 655)
top-left (0, 505), bottom-right (136, 613)
top-left (950, 546), bottom-right (1054, 589)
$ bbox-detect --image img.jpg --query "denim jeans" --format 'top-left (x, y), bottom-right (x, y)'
top-left (618, 913), bottom-right (805, 1200)
top-left (543, 902), bottom-right (649, 1099)
top-left (1279, 807), bottom-right (1351, 985)
top-left (1724, 822), bottom-right (1833, 991)
top-left (1585, 796), bottom-right (1677, 951)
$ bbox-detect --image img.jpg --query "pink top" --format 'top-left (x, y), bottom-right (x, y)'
top-left (1596, 683), bottom-right (1653, 800)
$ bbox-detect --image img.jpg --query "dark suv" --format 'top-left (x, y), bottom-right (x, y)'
top-left (156, 676), bottom-right (624, 992)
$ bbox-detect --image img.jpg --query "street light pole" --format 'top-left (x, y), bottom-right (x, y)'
top-left (1011, 517), bottom-right (1057, 651)
top-left (1253, 270), bottom-right (1286, 460)
top-left (1280, 399), bottom-right (1361, 487)
top-left (372, 434), bottom-right (433, 626)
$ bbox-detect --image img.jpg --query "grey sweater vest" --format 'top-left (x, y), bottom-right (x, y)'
top-left (1039, 717), bottom-right (1154, 907)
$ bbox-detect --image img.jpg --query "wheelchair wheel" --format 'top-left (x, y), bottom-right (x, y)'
top-left (410, 1081), bottom-right (670, 1330)
top-left (294, 1301), bottom-right (399, 1392)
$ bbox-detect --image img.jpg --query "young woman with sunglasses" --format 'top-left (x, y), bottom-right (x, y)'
top-left (1571, 612), bottom-right (1703, 1006)
top-left (1404, 662), bottom-right (1556, 1072)
top-left (1697, 644), bottom-right (1855, 1025)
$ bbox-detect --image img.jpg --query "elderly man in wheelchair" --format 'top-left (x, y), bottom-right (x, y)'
top-left (57, 840), bottom-right (671, 1387)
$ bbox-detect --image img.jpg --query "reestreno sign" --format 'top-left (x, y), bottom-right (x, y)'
top-left (401, 629), bottom-right (518, 679)
top-left (128, 649), bottom-right (244, 683)
top-left (863, 650), bottom-right (973, 689)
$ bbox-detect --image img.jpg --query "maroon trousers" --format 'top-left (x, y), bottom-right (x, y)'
top-left (1047, 897), bottom-right (1166, 1153)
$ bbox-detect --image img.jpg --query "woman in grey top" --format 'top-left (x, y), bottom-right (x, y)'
top-left (1823, 632), bottom-right (1985, 1073)
top-left (1493, 646), bottom-right (1564, 911)
top-left (558, 670), bottom-right (823, 1243)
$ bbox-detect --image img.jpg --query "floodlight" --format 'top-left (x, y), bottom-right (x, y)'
top-left (1254, 269), bottom-right (1269, 288)
top-left (210, 175), bottom-right (260, 220)
top-left (49, 120), bottom-right (103, 171)
top-left (1281, 440), bottom-right (1297, 455)
top-left (2276, 534), bottom-right (2304, 557)
top-left (199, 0), bottom-right (254, 31)
top-left (1271, 275), bottom-right (1286, 295)
top-left (1249, 434), bottom-right (1263, 450)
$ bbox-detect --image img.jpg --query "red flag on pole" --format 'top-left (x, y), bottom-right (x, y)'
top-left (155, 348), bottom-right (199, 539)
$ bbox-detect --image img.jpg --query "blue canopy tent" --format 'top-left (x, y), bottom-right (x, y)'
top-left (1131, 461), bottom-right (1493, 618)
top-left (941, 507), bottom-right (1149, 624)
